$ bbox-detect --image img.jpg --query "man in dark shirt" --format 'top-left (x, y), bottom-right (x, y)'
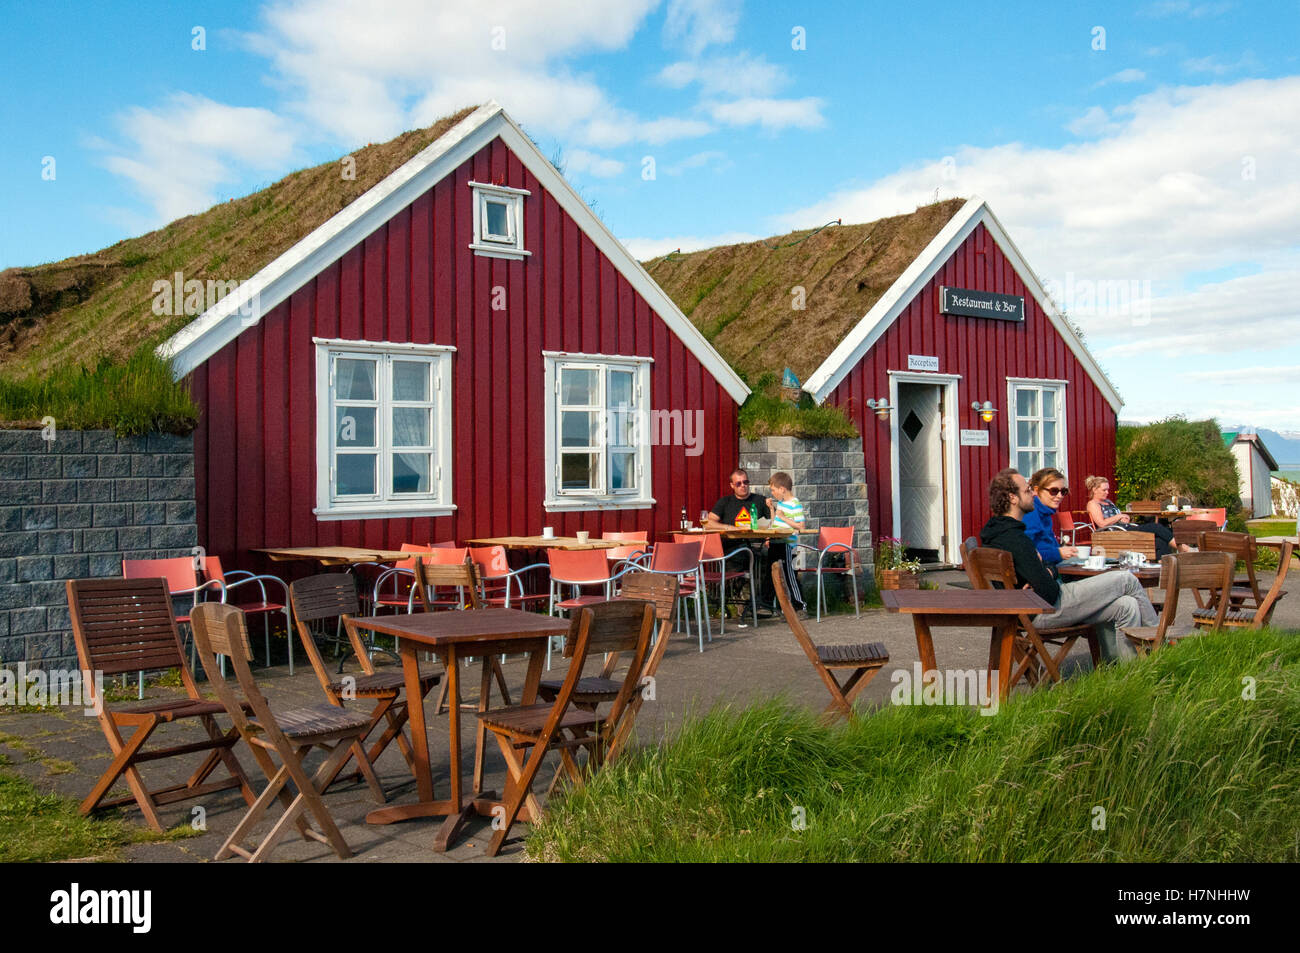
top-left (706, 468), bottom-right (779, 613)
top-left (979, 467), bottom-right (1155, 662)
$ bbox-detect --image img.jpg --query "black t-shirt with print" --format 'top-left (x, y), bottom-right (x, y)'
top-left (712, 493), bottom-right (768, 528)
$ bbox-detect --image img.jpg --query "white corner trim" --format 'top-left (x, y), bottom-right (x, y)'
top-left (802, 197), bottom-right (1123, 414)
top-left (157, 100), bottom-right (750, 407)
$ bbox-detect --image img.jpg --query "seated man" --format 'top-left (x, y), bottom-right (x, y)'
top-left (979, 467), bottom-right (1156, 663)
top-left (707, 467), bottom-right (776, 613)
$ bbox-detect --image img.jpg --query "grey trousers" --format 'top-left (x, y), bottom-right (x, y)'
top-left (1037, 571), bottom-right (1158, 662)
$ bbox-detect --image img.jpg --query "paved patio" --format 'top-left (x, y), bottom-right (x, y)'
top-left (3, 567), bottom-right (1295, 862)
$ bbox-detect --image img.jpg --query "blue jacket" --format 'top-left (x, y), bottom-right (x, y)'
top-left (1023, 497), bottom-right (1064, 566)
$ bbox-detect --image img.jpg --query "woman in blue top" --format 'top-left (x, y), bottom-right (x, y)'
top-left (1025, 467), bottom-right (1078, 568)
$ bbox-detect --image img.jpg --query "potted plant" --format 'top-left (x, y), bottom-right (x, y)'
top-left (874, 536), bottom-right (922, 590)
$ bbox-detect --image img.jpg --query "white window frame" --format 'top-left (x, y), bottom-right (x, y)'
top-left (543, 352), bottom-right (654, 512)
top-left (313, 338), bottom-right (456, 520)
top-left (1007, 377), bottom-right (1068, 477)
top-left (468, 181), bottom-right (531, 260)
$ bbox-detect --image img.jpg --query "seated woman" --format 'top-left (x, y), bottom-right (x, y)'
top-left (1024, 468), bottom-right (1078, 569)
top-left (1084, 475), bottom-right (1180, 556)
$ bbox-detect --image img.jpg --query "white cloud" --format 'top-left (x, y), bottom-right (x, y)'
top-left (622, 230), bottom-right (763, 261)
top-left (1140, 1), bottom-right (1234, 17)
top-left (707, 96), bottom-right (826, 131)
top-left (663, 0), bottom-right (741, 56)
top-left (664, 150), bottom-right (732, 175)
top-left (101, 93), bottom-right (297, 224)
top-left (1093, 68), bottom-right (1147, 88)
top-left (1184, 364), bottom-right (1300, 386)
top-left (563, 149), bottom-right (625, 178)
top-left (657, 52), bottom-right (787, 97)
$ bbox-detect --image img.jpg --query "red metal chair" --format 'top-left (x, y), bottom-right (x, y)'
top-left (646, 540), bottom-right (709, 651)
top-left (202, 555), bottom-right (292, 673)
top-left (546, 549), bottom-right (641, 668)
top-left (369, 544), bottom-right (432, 615)
top-left (469, 546), bottom-right (550, 609)
top-left (793, 528), bottom-right (861, 621)
top-left (122, 557), bottom-right (225, 694)
top-left (675, 532), bottom-right (756, 632)
top-left (1056, 510), bottom-right (1090, 546)
top-left (601, 531), bottom-right (648, 543)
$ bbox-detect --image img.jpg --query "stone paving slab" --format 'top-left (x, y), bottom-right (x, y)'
top-left (3, 568), bottom-right (1295, 863)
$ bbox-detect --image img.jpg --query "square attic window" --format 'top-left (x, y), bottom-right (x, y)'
top-left (469, 181), bottom-right (531, 261)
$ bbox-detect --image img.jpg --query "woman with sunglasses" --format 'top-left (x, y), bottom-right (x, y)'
top-left (1024, 467), bottom-right (1077, 568)
top-left (1084, 475), bottom-right (1180, 556)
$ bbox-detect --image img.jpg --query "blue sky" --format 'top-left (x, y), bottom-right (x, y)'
top-left (2, 0), bottom-right (1298, 433)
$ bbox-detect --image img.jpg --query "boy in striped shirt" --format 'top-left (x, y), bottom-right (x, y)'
top-left (764, 471), bottom-right (806, 613)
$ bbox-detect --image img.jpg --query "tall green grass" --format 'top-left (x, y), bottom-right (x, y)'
top-left (529, 629), bottom-right (1300, 862)
top-left (0, 348), bottom-right (197, 436)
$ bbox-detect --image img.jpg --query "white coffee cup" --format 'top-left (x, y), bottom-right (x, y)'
top-left (1182, 504), bottom-right (1192, 511)
top-left (1076, 546), bottom-right (1090, 559)
top-left (541, 526), bottom-right (555, 539)
top-left (1087, 555), bottom-right (1105, 569)
top-left (575, 530), bottom-right (590, 544)
top-left (1165, 504), bottom-right (1177, 511)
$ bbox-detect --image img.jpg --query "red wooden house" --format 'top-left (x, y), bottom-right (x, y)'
top-left (160, 102), bottom-right (749, 565)
top-left (802, 197), bottom-right (1123, 562)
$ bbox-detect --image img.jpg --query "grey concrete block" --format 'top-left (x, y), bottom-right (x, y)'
top-left (88, 554), bottom-right (120, 577)
top-left (151, 524), bottom-right (195, 549)
top-left (761, 436), bottom-right (794, 452)
top-left (0, 456), bottom-right (24, 479)
top-left (0, 481), bottom-right (41, 505)
top-left (0, 560), bottom-right (14, 583)
top-left (10, 607), bottom-right (46, 634)
top-left (117, 527), bottom-right (151, 552)
top-left (131, 455), bottom-right (164, 477)
top-left (62, 454), bottom-right (97, 478)
top-left (25, 454), bottom-right (61, 479)
top-left (22, 507), bottom-right (57, 531)
top-left (28, 580), bottom-right (65, 606)
top-left (16, 557), bottom-right (51, 583)
top-left (35, 530), bottom-right (73, 555)
top-left (92, 503), bottom-right (129, 527)
top-left (148, 478), bottom-right (194, 502)
top-left (41, 481), bottom-right (78, 504)
top-left (23, 633), bottom-right (65, 664)
top-left (163, 455), bottom-right (194, 477)
top-left (165, 501), bottom-right (196, 525)
top-left (48, 431), bottom-right (83, 454)
top-left (114, 478), bottom-right (149, 502)
top-left (0, 585), bottom-right (29, 610)
top-left (147, 433), bottom-right (193, 454)
top-left (52, 555), bottom-right (88, 579)
top-left (97, 454), bottom-right (131, 477)
top-left (116, 435), bottom-right (150, 454)
top-left (0, 431), bottom-right (46, 453)
top-left (0, 533), bottom-right (37, 557)
top-left (83, 431), bottom-right (117, 453)
top-left (0, 612), bottom-right (8, 637)
top-left (76, 480), bottom-right (112, 503)
top-left (0, 634), bottom-right (21, 662)
top-left (132, 502), bottom-right (165, 525)
top-left (0, 508), bottom-right (20, 532)
top-left (57, 505), bottom-right (93, 528)
top-left (46, 605), bottom-right (69, 631)
top-left (81, 528), bottom-right (116, 553)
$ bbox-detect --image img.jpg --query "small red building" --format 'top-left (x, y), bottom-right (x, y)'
top-left (160, 102), bottom-right (749, 564)
top-left (803, 197), bottom-right (1123, 562)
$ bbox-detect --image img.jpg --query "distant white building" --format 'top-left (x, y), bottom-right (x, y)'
top-left (1223, 431), bottom-right (1278, 519)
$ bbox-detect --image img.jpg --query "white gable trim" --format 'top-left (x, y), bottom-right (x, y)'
top-left (158, 102), bottom-right (749, 405)
top-left (802, 196), bottom-right (1122, 413)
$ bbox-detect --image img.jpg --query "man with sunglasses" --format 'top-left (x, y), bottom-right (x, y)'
top-left (707, 469), bottom-right (789, 615)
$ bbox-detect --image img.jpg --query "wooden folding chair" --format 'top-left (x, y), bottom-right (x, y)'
top-left (1172, 519), bottom-right (1216, 550)
top-left (190, 603), bottom-right (374, 862)
top-left (967, 547), bottom-right (1100, 688)
top-left (537, 572), bottom-right (680, 765)
top-left (772, 563), bottom-right (888, 721)
top-left (1191, 541), bottom-right (1291, 631)
top-left (65, 577), bottom-right (256, 832)
top-left (288, 574), bottom-right (440, 798)
top-left (1121, 552), bottom-right (1232, 654)
top-left (478, 599), bottom-right (654, 856)
top-left (1198, 530), bottom-right (1266, 608)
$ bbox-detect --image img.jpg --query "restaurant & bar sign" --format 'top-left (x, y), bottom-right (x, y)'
top-left (940, 286), bottom-right (1024, 322)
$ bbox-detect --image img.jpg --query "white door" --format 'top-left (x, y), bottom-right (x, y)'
top-left (897, 383), bottom-right (945, 555)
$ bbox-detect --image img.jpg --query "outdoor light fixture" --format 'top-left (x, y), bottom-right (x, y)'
top-left (866, 398), bottom-right (892, 420)
top-left (971, 400), bottom-right (997, 422)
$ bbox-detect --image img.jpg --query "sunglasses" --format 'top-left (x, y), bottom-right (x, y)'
top-left (731, 480), bottom-right (749, 487)
top-left (1043, 487), bottom-right (1068, 497)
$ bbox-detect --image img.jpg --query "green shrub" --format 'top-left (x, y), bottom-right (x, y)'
top-left (1116, 417), bottom-right (1241, 509)
top-left (738, 372), bottom-right (857, 440)
top-left (529, 628), bottom-right (1300, 862)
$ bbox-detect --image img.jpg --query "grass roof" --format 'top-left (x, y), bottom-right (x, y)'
top-left (0, 106), bottom-right (478, 377)
top-left (644, 197), bottom-right (966, 385)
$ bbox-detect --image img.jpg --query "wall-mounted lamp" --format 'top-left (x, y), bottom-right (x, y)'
top-left (866, 398), bottom-right (892, 420)
top-left (971, 400), bottom-right (998, 423)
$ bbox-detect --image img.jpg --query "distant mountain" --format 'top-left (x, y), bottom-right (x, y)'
top-left (1223, 426), bottom-right (1300, 468)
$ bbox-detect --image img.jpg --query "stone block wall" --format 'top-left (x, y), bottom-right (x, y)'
top-left (737, 435), bottom-right (873, 573)
top-left (0, 430), bottom-right (196, 669)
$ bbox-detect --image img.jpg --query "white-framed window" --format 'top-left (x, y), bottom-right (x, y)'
top-left (543, 352), bottom-right (654, 511)
top-left (468, 181), bottom-right (531, 260)
top-left (1007, 378), bottom-right (1067, 476)
top-left (313, 339), bottom-right (455, 520)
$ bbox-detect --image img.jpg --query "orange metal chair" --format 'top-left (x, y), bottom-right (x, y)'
top-left (675, 532), bottom-right (756, 632)
top-left (794, 527), bottom-right (861, 621)
top-left (646, 540), bottom-right (709, 651)
top-left (469, 545), bottom-right (550, 609)
top-left (202, 555), bottom-right (291, 673)
top-left (122, 556), bottom-right (226, 694)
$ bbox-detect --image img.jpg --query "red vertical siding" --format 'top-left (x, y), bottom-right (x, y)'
top-left (192, 136), bottom-right (739, 566)
top-left (828, 223), bottom-right (1117, 549)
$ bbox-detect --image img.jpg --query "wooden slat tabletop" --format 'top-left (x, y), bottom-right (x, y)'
top-left (1254, 536), bottom-right (1299, 550)
top-left (881, 588), bottom-right (1052, 615)
top-left (465, 536), bottom-right (622, 551)
top-left (253, 546), bottom-right (412, 565)
top-left (352, 607), bottom-right (570, 645)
